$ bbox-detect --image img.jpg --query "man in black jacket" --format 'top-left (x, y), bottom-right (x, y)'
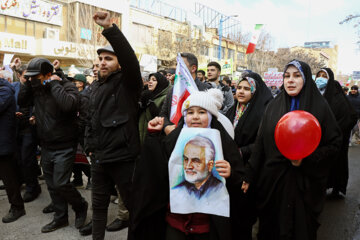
top-left (0, 77), bottom-right (25, 223)
top-left (18, 58), bottom-right (88, 233)
top-left (88, 12), bottom-right (143, 240)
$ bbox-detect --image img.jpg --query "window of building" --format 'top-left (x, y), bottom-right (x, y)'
top-left (158, 29), bottom-right (172, 46)
top-left (131, 22), bottom-right (154, 45)
top-left (6, 16), bottom-right (25, 35)
top-left (237, 51), bottom-right (245, 62)
top-left (0, 15), bottom-right (5, 32)
top-left (213, 46), bottom-right (225, 58)
top-left (228, 49), bottom-right (234, 59)
top-left (200, 45), bottom-right (209, 56)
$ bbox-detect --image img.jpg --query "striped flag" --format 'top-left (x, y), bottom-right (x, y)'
top-left (246, 24), bottom-right (264, 54)
top-left (170, 54), bottom-right (199, 125)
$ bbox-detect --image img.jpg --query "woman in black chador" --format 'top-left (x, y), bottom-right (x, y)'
top-left (315, 68), bottom-right (357, 197)
top-left (226, 71), bottom-right (273, 240)
top-left (247, 60), bottom-right (342, 240)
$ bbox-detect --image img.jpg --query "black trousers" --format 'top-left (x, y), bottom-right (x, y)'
top-left (91, 160), bottom-right (134, 240)
top-left (41, 147), bottom-right (86, 221)
top-left (73, 164), bottom-right (91, 183)
top-left (0, 154), bottom-right (24, 210)
top-left (16, 132), bottom-right (40, 192)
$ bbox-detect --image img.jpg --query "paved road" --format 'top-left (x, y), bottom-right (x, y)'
top-left (318, 145), bottom-right (360, 240)
top-left (0, 146), bottom-right (359, 239)
top-left (0, 179), bottom-right (127, 240)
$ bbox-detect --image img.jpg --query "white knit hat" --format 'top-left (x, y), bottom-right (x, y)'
top-left (181, 88), bottom-right (223, 118)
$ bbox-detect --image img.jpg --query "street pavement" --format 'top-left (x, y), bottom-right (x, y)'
top-left (0, 146), bottom-right (360, 239)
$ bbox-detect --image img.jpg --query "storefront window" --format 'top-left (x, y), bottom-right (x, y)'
top-left (26, 21), bottom-right (35, 37)
top-left (6, 16), bottom-right (25, 35)
top-left (0, 15), bottom-right (5, 32)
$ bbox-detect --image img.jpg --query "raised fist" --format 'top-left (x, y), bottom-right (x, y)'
top-left (93, 12), bottom-right (111, 29)
top-left (53, 59), bottom-right (60, 70)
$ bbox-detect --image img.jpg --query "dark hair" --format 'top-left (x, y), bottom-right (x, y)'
top-left (166, 68), bottom-right (176, 75)
top-left (343, 86), bottom-right (349, 91)
top-left (207, 61), bottom-right (221, 72)
top-left (159, 70), bottom-right (167, 76)
top-left (223, 76), bottom-right (231, 86)
top-left (17, 64), bottom-right (28, 75)
top-left (197, 70), bottom-right (205, 76)
top-left (351, 85), bottom-right (358, 90)
top-left (180, 52), bottom-right (198, 70)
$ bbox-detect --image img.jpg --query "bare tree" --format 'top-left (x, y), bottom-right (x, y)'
top-left (273, 48), bottom-right (326, 73)
top-left (246, 31), bottom-right (277, 75)
top-left (340, 13), bottom-right (360, 47)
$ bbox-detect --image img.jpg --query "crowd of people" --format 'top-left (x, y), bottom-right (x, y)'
top-left (1, 11), bottom-right (360, 240)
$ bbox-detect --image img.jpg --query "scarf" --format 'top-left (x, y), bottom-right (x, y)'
top-left (233, 102), bottom-right (248, 127)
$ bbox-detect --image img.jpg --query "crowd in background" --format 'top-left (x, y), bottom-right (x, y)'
top-left (1, 11), bottom-right (360, 240)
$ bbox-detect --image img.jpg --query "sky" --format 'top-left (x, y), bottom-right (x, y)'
top-left (169, 0), bottom-right (360, 75)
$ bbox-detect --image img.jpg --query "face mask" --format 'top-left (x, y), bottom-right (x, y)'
top-left (315, 77), bottom-right (328, 90)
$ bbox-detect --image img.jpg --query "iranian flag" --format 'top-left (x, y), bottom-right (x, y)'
top-left (170, 54), bottom-right (199, 125)
top-left (246, 24), bottom-right (264, 54)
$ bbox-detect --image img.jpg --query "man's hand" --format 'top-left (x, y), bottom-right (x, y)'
top-left (241, 181), bottom-right (250, 193)
top-left (10, 58), bottom-right (21, 70)
top-left (164, 124), bottom-right (176, 135)
top-left (290, 159), bottom-right (302, 167)
top-left (215, 160), bottom-right (231, 178)
top-left (93, 12), bottom-right (112, 29)
top-left (148, 117), bottom-right (165, 132)
top-left (52, 60), bottom-right (60, 70)
top-left (50, 74), bottom-right (61, 81)
top-left (29, 116), bottom-right (36, 125)
top-left (15, 112), bottom-right (23, 118)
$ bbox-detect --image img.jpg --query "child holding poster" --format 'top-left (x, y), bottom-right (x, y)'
top-left (130, 89), bottom-right (248, 240)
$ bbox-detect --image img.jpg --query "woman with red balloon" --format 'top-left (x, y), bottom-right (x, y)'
top-left (246, 60), bottom-right (342, 240)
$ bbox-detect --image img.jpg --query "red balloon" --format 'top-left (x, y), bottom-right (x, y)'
top-left (275, 110), bottom-right (321, 160)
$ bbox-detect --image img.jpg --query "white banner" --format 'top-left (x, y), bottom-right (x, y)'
top-left (0, 0), bottom-right (63, 26)
top-left (0, 32), bottom-right (36, 54)
top-left (39, 39), bottom-right (97, 60)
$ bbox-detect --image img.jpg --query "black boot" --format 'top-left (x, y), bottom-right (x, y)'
top-left (79, 220), bottom-right (92, 236)
top-left (42, 203), bottom-right (55, 214)
top-left (23, 185), bottom-right (42, 203)
top-left (75, 201), bottom-right (88, 229)
top-left (41, 218), bottom-right (69, 233)
top-left (2, 208), bottom-right (26, 223)
top-left (106, 218), bottom-right (129, 232)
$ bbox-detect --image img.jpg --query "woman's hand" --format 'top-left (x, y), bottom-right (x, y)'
top-left (290, 159), bottom-right (302, 167)
top-left (215, 160), bottom-right (231, 178)
top-left (241, 181), bottom-right (250, 193)
top-left (147, 117), bottom-right (164, 132)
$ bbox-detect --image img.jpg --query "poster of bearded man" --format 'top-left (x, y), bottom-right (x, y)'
top-left (168, 128), bottom-right (230, 217)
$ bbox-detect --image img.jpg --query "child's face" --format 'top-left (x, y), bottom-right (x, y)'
top-left (185, 106), bottom-right (209, 128)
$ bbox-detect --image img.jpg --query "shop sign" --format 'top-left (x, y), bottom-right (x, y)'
top-left (39, 39), bottom-right (97, 60)
top-left (0, 0), bottom-right (63, 26)
top-left (0, 32), bottom-right (35, 54)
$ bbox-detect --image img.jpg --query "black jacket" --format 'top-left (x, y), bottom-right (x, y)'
top-left (0, 78), bottom-right (16, 156)
top-left (18, 75), bottom-right (79, 150)
top-left (130, 117), bottom-right (245, 240)
top-left (347, 92), bottom-right (360, 118)
top-left (160, 78), bottom-right (211, 129)
top-left (317, 68), bottom-right (358, 194)
top-left (88, 24), bottom-right (142, 163)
